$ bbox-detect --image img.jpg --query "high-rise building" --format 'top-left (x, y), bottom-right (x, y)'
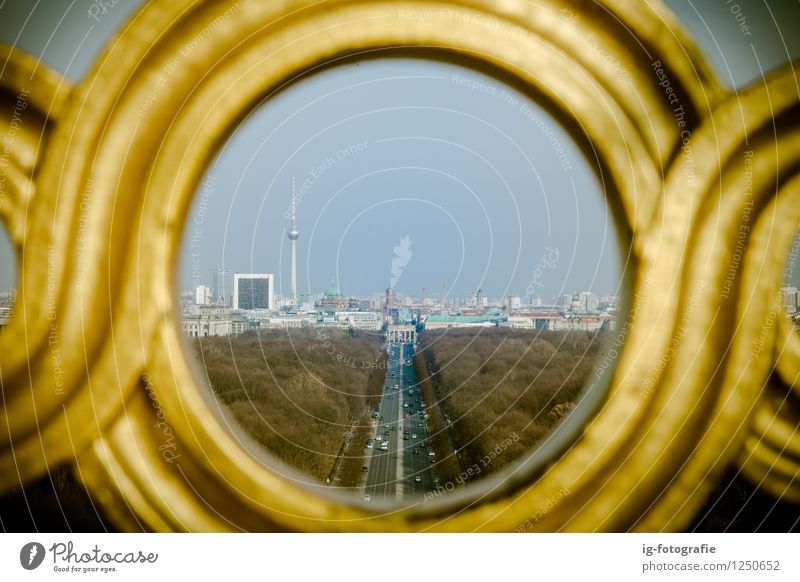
top-left (287, 177), bottom-right (300, 304)
top-left (211, 267), bottom-right (234, 307)
top-left (508, 295), bottom-right (522, 309)
top-left (233, 274), bottom-right (274, 310)
top-left (579, 291), bottom-right (600, 312)
top-left (555, 294), bottom-right (572, 307)
top-left (195, 285), bottom-right (212, 305)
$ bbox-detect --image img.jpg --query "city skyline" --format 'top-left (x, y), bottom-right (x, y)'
top-left (186, 269), bottom-right (619, 306)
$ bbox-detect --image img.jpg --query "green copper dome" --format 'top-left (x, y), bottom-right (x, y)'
top-left (323, 277), bottom-right (342, 297)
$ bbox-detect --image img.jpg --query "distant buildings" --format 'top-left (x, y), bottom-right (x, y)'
top-left (340, 311), bottom-right (382, 331)
top-left (506, 314), bottom-right (613, 332)
top-left (316, 278), bottom-right (352, 311)
top-left (784, 286), bottom-right (799, 314)
top-left (425, 313), bottom-right (506, 330)
top-left (233, 273), bottom-right (274, 310)
top-left (579, 292), bottom-right (599, 312)
top-left (423, 311), bottom-right (612, 332)
top-left (182, 207), bottom-right (629, 342)
top-left (419, 288), bottom-right (618, 332)
top-left (211, 267), bottom-right (234, 307)
top-left (195, 285), bottom-right (212, 305)
top-left (0, 289), bottom-right (15, 333)
top-left (182, 305), bottom-right (233, 337)
top-left (555, 294), bottom-right (573, 308)
top-left (0, 307), bottom-right (11, 333)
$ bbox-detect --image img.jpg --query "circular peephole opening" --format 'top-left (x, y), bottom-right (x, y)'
top-left (178, 57), bottom-right (629, 510)
top-left (0, 222), bottom-right (16, 333)
top-left (784, 230), bottom-right (800, 331)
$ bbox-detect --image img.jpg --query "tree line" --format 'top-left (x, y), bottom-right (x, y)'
top-left (418, 327), bottom-right (606, 484)
top-left (194, 329), bottom-right (385, 483)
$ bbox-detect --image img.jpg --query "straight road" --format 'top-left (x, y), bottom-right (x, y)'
top-left (364, 341), bottom-right (436, 502)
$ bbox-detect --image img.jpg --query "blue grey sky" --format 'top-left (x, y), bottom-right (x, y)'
top-left (187, 57), bottom-right (616, 301)
top-left (1, 0), bottom-right (799, 298)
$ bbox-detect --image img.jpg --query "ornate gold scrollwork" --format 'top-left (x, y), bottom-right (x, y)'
top-left (0, 0), bottom-right (797, 531)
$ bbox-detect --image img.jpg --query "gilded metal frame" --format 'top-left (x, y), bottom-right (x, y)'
top-left (0, 0), bottom-right (797, 531)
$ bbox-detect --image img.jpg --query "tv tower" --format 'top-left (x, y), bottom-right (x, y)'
top-left (288, 177), bottom-right (300, 303)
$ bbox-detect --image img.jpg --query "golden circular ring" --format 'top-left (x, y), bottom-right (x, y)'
top-left (0, 44), bottom-right (72, 475)
top-left (736, 173), bottom-right (800, 502)
top-left (70, 0), bottom-right (720, 531)
top-left (2, 0), bottom-right (796, 532)
top-left (591, 64), bottom-right (800, 531)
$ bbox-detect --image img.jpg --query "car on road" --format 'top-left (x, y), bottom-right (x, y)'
top-left (363, 494), bottom-right (371, 502)
top-left (366, 440), bottom-right (373, 448)
top-left (411, 434), bottom-right (417, 439)
top-left (403, 403), bottom-right (409, 408)
top-left (430, 458), bottom-right (436, 464)
top-left (428, 450), bottom-right (435, 457)
top-left (381, 443), bottom-right (388, 451)
top-left (412, 448), bottom-right (419, 454)
top-left (362, 465), bottom-right (368, 472)
top-left (375, 435), bottom-right (382, 442)
top-left (415, 476), bottom-right (422, 482)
